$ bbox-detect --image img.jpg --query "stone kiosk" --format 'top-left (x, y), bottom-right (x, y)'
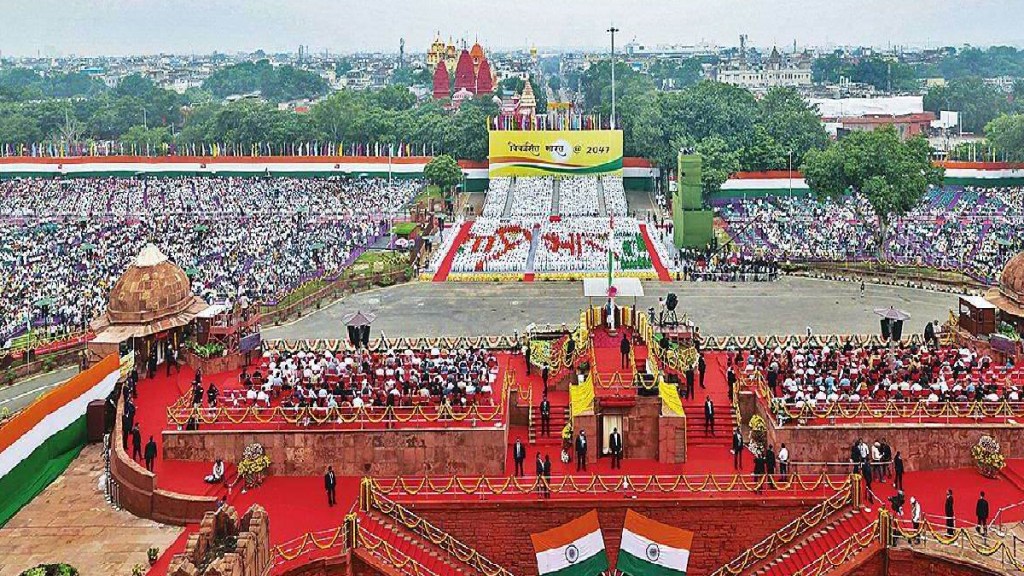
top-left (88, 243), bottom-right (208, 370)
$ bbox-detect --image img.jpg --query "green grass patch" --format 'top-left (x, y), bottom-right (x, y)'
top-left (416, 185), bottom-right (444, 203)
top-left (392, 222), bottom-right (419, 236)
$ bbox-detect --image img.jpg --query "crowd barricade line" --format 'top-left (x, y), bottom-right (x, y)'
top-left (710, 485), bottom-right (854, 576)
top-left (363, 486), bottom-right (514, 576)
top-left (365, 472), bottom-right (853, 499)
top-left (888, 516), bottom-right (1024, 571)
top-left (791, 518), bottom-right (881, 576)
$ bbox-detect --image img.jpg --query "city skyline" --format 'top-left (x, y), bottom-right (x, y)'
top-left (2, 0), bottom-right (1023, 57)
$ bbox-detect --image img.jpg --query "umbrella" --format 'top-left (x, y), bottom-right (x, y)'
top-left (34, 297), bottom-right (53, 307)
top-left (81, 242), bottom-right (96, 251)
top-left (185, 267), bottom-right (199, 277)
top-left (342, 310), bottom-right (377, 327)
top-left (310, 242), bottom-right (325, 250)
top-left (194, 224), bottom-right (209, 232)
top-left (874, 307), bottom-right (911, 321)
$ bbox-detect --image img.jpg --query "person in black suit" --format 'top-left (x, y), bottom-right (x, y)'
top-left (620, 334), bottom-right (631, 369)
top-left (976, 492), bottom-right (989, 537)
top-left (893, 451), bottom-right (904, 490)
top-left (727, 366), bottom-right (737, 400)
top-left (609, 427), bottom-right (623, 469)
top-left (540, 395), bottom-right (551, 437)
top-left (924, 321), bottom-right (937, 346)
top-left (703, 396), bottom-right (715, 435)
top-left (732, 426), bottom-right (744, 470)
top-left (685, 367), bottom-right (696, 400)
top-left (513, 438), bottom-right (526, 477)
top-left (543, 455), bottom-right (552, 499)
top-left (765, 444), bottom-right (777, 487)
top-left (542, 364), bottom-right (550, 395)
top-left (535, 452), bottom-right (545, 496)
top-left (525, 341), bottom-right (532, 375)
top-left (144, 436), bottom-right (157, 472)
top-left (945, 489), bottom-right (955, 536)
top-left (575, 430), bottom-right (588, 471)
top-left (698, 354), bottom-right (707, 389)
top-left (131, 424), bottom-right (142, 461)
top-left (566, 337), bottom-right (576, 366)
top-left (324, 466), bottom-right (337, 507)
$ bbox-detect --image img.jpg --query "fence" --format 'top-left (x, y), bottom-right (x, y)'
top-left (260, 269), bottom-right (409, 326)
top-left (365, 472), bottom-right (853, 500)
top-left (709, 484), bottom-right (857, 576)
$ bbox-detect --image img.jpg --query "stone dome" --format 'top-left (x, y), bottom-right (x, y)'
top-left (106, 244), bottom-right (196, 324)
top-left (1000, 252), bottom-right (1024, 306)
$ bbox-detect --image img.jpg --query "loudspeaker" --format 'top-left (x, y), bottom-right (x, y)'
top-left (891, 320), bottom-right (904, 341)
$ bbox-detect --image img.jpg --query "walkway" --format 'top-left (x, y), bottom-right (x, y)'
top-left (0, 367), bottom-right (78, 415)
top-left (431, 221), bottom-right (472, 282)
top-left (639, 224), bottom-right (672, 281)
top-left (501, 176), bottom-right (516, 218)
top-left (0, 445), bottom-right (181, 576)
top-left (524, 224), bottom-right (541, 282)
top-left (551, 178), bottom-right (561, 217)
top-left (596, 177), bottom-right (607, 217)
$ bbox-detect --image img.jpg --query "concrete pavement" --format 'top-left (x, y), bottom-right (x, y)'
top-left (264, 277), bottom-right (958, 341)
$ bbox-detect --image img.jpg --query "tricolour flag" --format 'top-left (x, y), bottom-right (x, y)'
top-left (531, 510), bottom-right (608, 576)
top-left (617, 510), bottom-right (693, 576)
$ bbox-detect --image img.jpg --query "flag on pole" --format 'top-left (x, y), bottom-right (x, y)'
top-left (616, 510), bottom-right (693, 576)
top-left (607, 213), bottom-right (615, 287)
top-left (531, 511), bottom-right (608, 576)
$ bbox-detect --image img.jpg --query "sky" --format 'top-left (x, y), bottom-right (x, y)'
top-left (1, 0), bottom-right (1023, 57)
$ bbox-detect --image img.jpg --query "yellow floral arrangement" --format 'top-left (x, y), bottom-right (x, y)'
top-left (972, 435), bottom-right (1006, 479)
top-left (238, 443), bottom-right (271, 489)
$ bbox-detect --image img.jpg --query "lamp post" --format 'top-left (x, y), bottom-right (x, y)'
top-left (607, 25), bottom-right (619, 130)
top-left (787, 150), bottom-right (793, 197)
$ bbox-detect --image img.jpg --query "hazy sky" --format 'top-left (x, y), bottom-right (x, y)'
top-left (2, 0), bottom-right (1023, 57)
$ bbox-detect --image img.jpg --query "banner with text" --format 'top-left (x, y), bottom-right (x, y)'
top-left (488, 130), bottom-right (624, 177)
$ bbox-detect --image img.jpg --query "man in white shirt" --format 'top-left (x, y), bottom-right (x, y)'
top-left (778, 443), bottom-right (790, 481)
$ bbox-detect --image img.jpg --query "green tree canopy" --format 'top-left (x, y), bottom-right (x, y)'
top-left (984, 113), bottom-right (1024, 161)
top-left (924, 77), bottom-right (1011, 133)
top-left (801, 126), bottom-right (944, 253)
top-left (202, 60), bottom-right (330, 103)
top-left (423, 154), bottom-right (463, 193)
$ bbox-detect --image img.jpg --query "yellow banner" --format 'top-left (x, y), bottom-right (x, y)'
top-left (488, 130), bottom-right (623, 177)
top-left (570, 372), bottom-right (596, 416)
top-left (659, 378), bottom-right (685, 416)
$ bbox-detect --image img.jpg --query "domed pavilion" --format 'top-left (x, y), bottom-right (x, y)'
top-left (985, 252), bottom-right (1024, 329)
top-left (88, 244), bottom-right (207, 368)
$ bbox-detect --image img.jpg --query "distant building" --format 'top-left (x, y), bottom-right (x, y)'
top-left (827, 112), bottom-right (937, 139)
top-left (430, 38), bottom-right (495, 100)
top-left (716, 46), bottom-right (811, 90)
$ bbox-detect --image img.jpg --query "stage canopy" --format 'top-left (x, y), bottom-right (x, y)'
top-left (582, 278), bottom-right (644, 298)
top-left (343, 310), bottom-right (377, 327)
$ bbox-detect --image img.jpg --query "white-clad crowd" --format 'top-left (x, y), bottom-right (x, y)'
top-left (557, 177), bottom-right (601, 217)
top-left (481, 178), bottom-right (513, 218)
top-left (509, 177), bottom-right (554, 217)
top-left (1, 177), bottom-right (419, 343)
top-left (447, 220), bottom-right (534, 273)
top-left (601, 176), bottom-right (628, 217)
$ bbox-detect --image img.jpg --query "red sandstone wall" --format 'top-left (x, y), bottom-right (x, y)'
top-left (751, 398), bottom-right (1024, 472)
top-left (658, 416), bottom-right (687, 464)
top-left (110, 393), bottom-right (219, 525)
top-left (885, 549), bottom-right (1002, 576)
top-left (162, 427), bottom-right (507, 476)
top-left (407, 498), bottom-right (818, 576)
top-left (281, 555), bottom-right (354, 576)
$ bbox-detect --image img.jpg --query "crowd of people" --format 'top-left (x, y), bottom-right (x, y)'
top-left (715, 186), bottom-right (1024, 283)
top-left (1, 176), bottom-right (419, 343)
top-left (728, 341), bottom-right (1022, 419)
top-left (187, 347), bottom-right (501, 416)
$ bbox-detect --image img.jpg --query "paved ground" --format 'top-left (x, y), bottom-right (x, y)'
top-left (265, 277), bottom-right (958, 340)
top-left (0, 367), bottom-right (77, 414)
top-left (0, 444), bottom-right (182, 576)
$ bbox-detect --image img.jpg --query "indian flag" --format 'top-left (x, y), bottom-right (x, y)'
top-left (616, 510), bottom-right (694, 576)
top-left (531, 510), bottom-right (609, 576)
top-left (0, 354), bottom-right (121, 526)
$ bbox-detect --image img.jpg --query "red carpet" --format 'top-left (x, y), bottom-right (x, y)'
top-left (639, 224), bottom-right (672, 282)
top-left (432, 221), bottom-right (472, 282)
top-left (523, 273), bottom-right (535, 282)
top-left (756, 506), bottom-right (877, 576)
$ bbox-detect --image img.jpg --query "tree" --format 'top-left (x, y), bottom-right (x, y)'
top-left (0, 108), bottom-right (42, 145)
top-left (739, 125), bottom-right (786, 171)
top-left (423, 155), bottom-right (463, 198)
top-left (756, 87), bottom-right (829, 166)
top-left (693, 135), bottom-right (740, 197)
top-left (202, 60), bottom-right (330, 103)
top-left (924, 77), bottom-right (1010, 133)
top-left (984, 114), bottom-right (1024, 161)
top-left (120, 125), bottom-right (173, 152)
top-left (801, 126), bottom-right (944, 255)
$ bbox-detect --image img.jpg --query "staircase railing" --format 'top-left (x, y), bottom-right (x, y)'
top-left (888, 514), bottom-right (1024, 572)
top-left (358, 517), bottom-right (444, 576)
top-left (708, 483), bottom-right (855, 576)
top-left (361, 479), bottom-right (515, 576)
top-left (791, 517), bottom-right (881, 576)
top-left (264, 514), bottom-right (356, 576)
